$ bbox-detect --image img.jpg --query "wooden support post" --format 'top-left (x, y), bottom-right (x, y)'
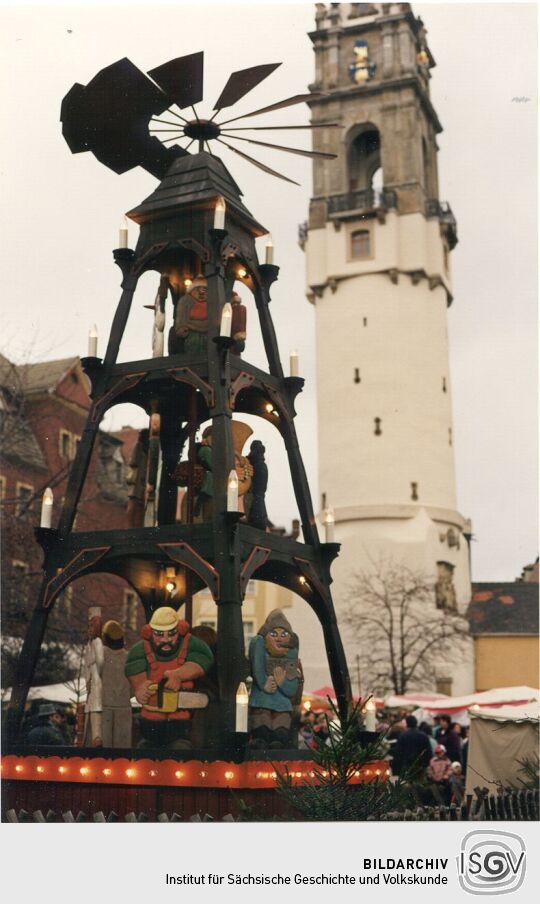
top-left (5, 581), bottom-right (54, 742)
top-left (320, 615), bottom-right (352, 721)
top-left (253, 265), bottom-right (284, 380)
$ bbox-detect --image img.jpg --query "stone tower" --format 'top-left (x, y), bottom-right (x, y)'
top-left (293, 3), bottom-right (473, 695)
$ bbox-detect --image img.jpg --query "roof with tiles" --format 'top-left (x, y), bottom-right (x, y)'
top-left (468, 582), bottom-right (539, 636)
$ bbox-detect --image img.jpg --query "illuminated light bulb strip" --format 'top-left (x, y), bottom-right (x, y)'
top-left (1, 756), bottom-right (389, 788)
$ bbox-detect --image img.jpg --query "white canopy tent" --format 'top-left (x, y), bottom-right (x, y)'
top-left (465, 700), bottom-right (539, 797)
top-left (385, 686), bottom-right (540, 725)
top-left (2, 682), bottom-right (86, 705)
top-left (2, 682), bottom-right (138, 707)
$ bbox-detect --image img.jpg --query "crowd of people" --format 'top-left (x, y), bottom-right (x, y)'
top-left (383, 711), bottom-right (467, 804)
top-left (297, 705), bottom-right (468, 805)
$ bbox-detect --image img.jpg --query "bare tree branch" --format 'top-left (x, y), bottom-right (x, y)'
top-left (340, 557), bottom-right (471, 695)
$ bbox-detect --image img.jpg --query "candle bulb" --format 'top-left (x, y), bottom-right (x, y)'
top-left (265, 238), bottom-right (274, 264)
top-left (227, 469), bottom-right (239, 511)
top-left (364, 698), bottom-right (376, 732)
top-left (220, 302), bottom-right (232, 337)
top-left (324, 506), bottom-right (335, 542)
top-left (88, 325), bottom-right (98, 357)
top-left (119, 217), bottom-right (128, 249)
top-left (236, 681), bottom-right (249, 732)
top-left (289, 350), bottom-right (299, 377)
top-left (40, 487), bottom-right (54, 528)
top-left (214, 196), bottom-right (226, 230)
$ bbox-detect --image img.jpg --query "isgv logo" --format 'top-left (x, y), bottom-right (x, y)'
top-left (457, 830), bottom-right (526, 895)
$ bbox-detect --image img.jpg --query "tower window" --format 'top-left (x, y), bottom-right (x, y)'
top-left (442, 377), bottom-right (447, 393)
top-left (350, 229), bottom-right (371, 260)
top-left (15, 483), bottom-right (34, 518)
top-left (59, 429), bottom-right (71, 459)
top-left (321, 492), bottom-right (327, 510)
top-left (435, 676), bottom-right (453, 696)
top-left (448, 427), bottom-right (452, 446)
top-left (124, 590), bottom-right (139, 632)
top-left (374, 417), bottom-right (382, 436)
top-left (243, 620), bottom-right (255, 647)
top-left (363, 317), bottom-right (368, 327)
top-left (411, 482), bottom-right (418, 501)
top-left (348, 125), bottom-right (381, 192)
top-left (354, 368), bottom-right (361, 384)
top-left (12, 560), bottom-right (29, 578)
top-left (435, 561), bottom-right (457, 613)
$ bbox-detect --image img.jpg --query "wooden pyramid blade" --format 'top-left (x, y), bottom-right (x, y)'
top-left (214, 63), bottom-right (281, 110)
top-left (218, 93), bottom-right (325, 126)
top-left (216, 138), bottom-right (299, 185)
top-left (221, 133), bottom-right (336, 159)
top-left (148, 52), bottom-right (204, 109)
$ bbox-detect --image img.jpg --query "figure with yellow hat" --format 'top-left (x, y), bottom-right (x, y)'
top-left (168, 275), bottom-right (208, 356)
top-left (124, 606), bottom-right (213, 748)
top-left (101, 620), bottom-right (132, 748)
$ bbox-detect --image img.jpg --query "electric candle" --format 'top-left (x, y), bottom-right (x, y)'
top-left (364, 698), bottom-right (376, 732)
top-left (119, 217), bottom-right (128, 248)
top-left (235, 681), bottom-right (249, 732)
top-left (40, 487), bottom-right (54, 528)
top-left (324, 506), bottom-right (335, 542)
top-left (227, 469), bottom-right (239, 511)
top-left (220, 302), bottom-right (232, 337)
top-left (88, 324), bottom-right (98, 357)
top-left (214, 196), bottom-right (226, 229)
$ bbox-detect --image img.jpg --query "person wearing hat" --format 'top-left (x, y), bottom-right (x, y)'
top-left (26, 703), bottom-right (66, 746)
top-left (248, 609), bottom-right (301, 749)
top-left (125, 606), bottom-right (213, 749)
top-left (168, 276), bottom-right (208, 356)
top-left (101, 620), bottom-right (132, 748)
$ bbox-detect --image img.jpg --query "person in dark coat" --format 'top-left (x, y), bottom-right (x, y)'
top-left (436, 714), bottom-right (462, 764)
top-left (26, 704), bottom-right (66, 746)
top-left (390, 714), bottom-right (433, 778)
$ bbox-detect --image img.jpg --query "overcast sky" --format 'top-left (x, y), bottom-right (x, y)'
top-left (1, 1), bottom-right (537, 583)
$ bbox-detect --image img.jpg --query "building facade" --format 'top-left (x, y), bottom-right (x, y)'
top-left (0, 354), bottom-right (143, 682)
top-left (468, 568), bottom-right (539, 692)
top-left (291, 3), bottom-right (473, 695)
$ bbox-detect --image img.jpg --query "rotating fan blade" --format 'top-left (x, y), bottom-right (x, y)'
top-left (85, 57), bottom-right (168, 119)
top-left (216, 138), bottom-right (299, 185)
top-left (218, 92), bottom-right (325, 126)
top-left (221, 133), bottom-right (337, 160)
top-left (61, 83), bottom-right (91, 152)
top-left (60, 57), bottom-right (176, 174)
top-left (148, 52), bottom-right (204, 109)
top-left (214, 63), bottom-right (281, 111)
top-left (224, 123), bottom-right (342, 131)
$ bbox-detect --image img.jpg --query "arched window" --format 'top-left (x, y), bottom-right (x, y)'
top-left (348, 125), bottom-right (382, 192)
top-left (351, 229), bottom-right (371, 259)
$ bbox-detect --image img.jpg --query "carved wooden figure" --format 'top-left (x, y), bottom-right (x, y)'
top-left (248, 609), bottom-right (300, 749)
top-left (101, 620), bottom-right (133, 748)
top-left (83, 607), bottom-right (104, 747)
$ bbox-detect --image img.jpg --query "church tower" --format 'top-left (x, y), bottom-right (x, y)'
top-left (296, 3), bottom-right (473, 695)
